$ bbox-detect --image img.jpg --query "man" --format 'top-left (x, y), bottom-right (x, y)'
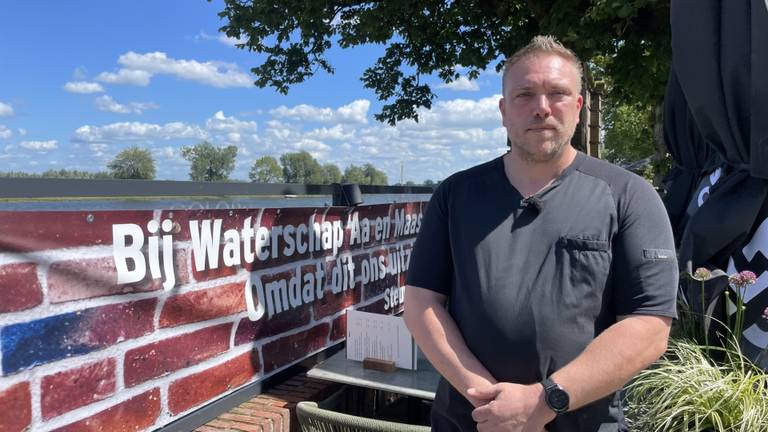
top-left (403, 36), bottom-right (678, 432)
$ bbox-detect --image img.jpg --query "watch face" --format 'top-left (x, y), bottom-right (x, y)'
top-left (547, 388), bottom-right (569, 411)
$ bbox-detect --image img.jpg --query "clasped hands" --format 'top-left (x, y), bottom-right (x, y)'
top-left (468, 382), bottom-right (555, 432)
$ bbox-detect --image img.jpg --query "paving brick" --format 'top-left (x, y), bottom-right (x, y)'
top-left (0, 262), bottom-right (42, 313)
top-left (0, 210), bottom-right (155, 253)
top-left (124, 323), bottom-right (232, 387)
top-left (160, 281), bottom-right (245, 328)
top-left (52, 388), bottom-right (160, 432)
top-left (168, 351), bottom-right (260, 415)
top-left (0, 381), bottom-right (31, 432)
top-left (42, 358), bottom-right (116, 420)
top-left (207, 419), bottom-right (265, 432)
top-left (262, 323), bottom-right (330, 373)
top-left (1, 298), bottom-right (156, 375)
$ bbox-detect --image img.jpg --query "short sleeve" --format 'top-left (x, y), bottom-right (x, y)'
top-left (612, 178), bottom-right (679, 318)
top-left (406, 181), bottom-right (454, 295)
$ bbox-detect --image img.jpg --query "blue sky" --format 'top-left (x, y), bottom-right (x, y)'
top-left (0, 1), bottom-right (507, 183)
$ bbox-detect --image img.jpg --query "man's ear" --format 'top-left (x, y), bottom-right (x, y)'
top-left (576, 94), bottom-right (584, 112)
top-left (498, 97), bottom-right (506, 120)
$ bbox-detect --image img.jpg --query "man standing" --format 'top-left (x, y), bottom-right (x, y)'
top-left (403, 36), bottom-right (678, 431)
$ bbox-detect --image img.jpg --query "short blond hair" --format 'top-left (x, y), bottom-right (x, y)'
top-left (502, 35), bottom-right (583, 94)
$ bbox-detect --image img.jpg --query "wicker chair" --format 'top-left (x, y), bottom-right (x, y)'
top-left (296, 388), bottom-right (431, 432)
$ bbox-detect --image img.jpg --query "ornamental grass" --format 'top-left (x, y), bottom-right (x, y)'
top-left (625, 269), bottom-right (768, 432)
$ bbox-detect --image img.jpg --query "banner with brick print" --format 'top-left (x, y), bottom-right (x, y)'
top-left (0, 202), bottom-right (424, 432)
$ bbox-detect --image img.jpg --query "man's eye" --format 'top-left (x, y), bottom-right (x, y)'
top-left (516, 92), bottom-right (533, 98)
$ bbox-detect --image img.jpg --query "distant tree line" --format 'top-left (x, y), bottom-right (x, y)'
top-left (0, 141), bottom-right (431, 185)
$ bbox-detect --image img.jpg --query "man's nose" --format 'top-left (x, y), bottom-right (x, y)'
top-left (532, 94), bottom-right (551, 118)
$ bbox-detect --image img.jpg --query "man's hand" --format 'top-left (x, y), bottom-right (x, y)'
top-left (469, 383), bottom-right (555, 432)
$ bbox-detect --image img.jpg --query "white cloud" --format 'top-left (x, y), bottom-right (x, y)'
top-left (0, 102), bottom-right (14, 116)
top-left (437, 76), bottom-right (480, 91)
top-left (96, 69), bottom-right (152, 86)
top-left (304, 125), bottom-right (355, 141)
top-left (206, 111), bottom-right (257, 134)
top-left (21, 140), bottom-right (58, 151)
top-left (270, 99), bottom-right (370, 124)
top-left (73, 121), bottom-right (208, 143)
top-left (0, 125), bottom-right (12, 139)
top-left (197, 31), bottom-right (247, 47)
top-left (410, 94), bottom-right (501, 128)
top-left (18, 128), bottom-right (27, 136)
top-left (96, 51), bottom-right (252, 88)
top-left (94, 95), bottom-right (158, 114)
top-left (63, 81), bottom-right (106, 94)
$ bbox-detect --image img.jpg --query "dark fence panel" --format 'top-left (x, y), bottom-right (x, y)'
top-left (0, 178), bottom-right (434, 199)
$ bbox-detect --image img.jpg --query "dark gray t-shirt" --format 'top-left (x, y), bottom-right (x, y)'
top-left (406, 152), bottom-right (678, 432)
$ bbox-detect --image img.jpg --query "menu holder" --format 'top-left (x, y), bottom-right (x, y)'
top-left (346, 309), bottom-right (418, 370)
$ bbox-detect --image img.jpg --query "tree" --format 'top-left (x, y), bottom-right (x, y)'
top-left (280, 151), bottom-right (324, 183)
top-left (181, 141), bottom-right (238, 181)
top-left (321, 163), bottom-right (342, 184)
top-left (341, 165), bottom-right (366, 185)
top-left (215, 1), bottom-right (671, 124)
top-left (423, 179), bottom-right (436, 186)
top-left (107, 146), bottom-right (156, 179)
top-left (249, 156), bottom-right (283, 183)
top-left (362, 163), bottom-right (388, 185)
top-left (41, 169), bottom-right (112, 179)
top-left (342, 164), bottom-right (388, 185)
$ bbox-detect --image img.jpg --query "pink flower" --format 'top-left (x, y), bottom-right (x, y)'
top-left (729, 270), bottom-right (758, 288)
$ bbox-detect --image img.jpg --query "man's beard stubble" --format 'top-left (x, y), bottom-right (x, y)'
top-left (510, 134), bottom-right (569, 164)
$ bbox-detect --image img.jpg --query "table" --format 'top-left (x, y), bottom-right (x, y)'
top-left (307, 348), bottom-right (440, 400)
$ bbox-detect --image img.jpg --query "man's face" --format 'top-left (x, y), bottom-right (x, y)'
top-left (499, 54), bottom-right (583, 163)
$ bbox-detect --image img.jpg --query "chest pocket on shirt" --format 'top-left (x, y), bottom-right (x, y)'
top-left (554, 235), bottom-right (611, 314)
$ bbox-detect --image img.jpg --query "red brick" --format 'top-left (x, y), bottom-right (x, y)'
top-left (87, 298), bottom-right (157, 342)
top-left (160, 209), bottom-right (255, 242)
top-left (0, 382), bottom-right (31, 432)
top-left (313, 259), bottom-right (361, 320)
top-left (53, 388), bottom-right (160, 432)
top-left (361, 248), bottom-right (399, 300)
top-left (41, 358), bottom-right (116, 420)
top-left (0, 211), bottom-right (155, 253)
top-left (160, 281), bottom-right (245, 328)
top-left (262, 323), bottom-right (330, 373)
top-left (258, 208), bottom-right (317, 268)
top-left (357, 298), bottom-right (388, 314)
top-left (0, 263), bottom-right (42, 313)
top-left (234, 302), bottom-right (311, 345)
top-left (352, 204), bottom-right (393, 249)
top-left (330, 314), bottom-right (347, 342)
top-left (124, 323), bottom-right (232, 387)
top-left (48, 256), bottom-right (159, 303)
top-left (388, 202), bottom-right (423, 242)
top-left (168, 351), bottom-right (260, 414)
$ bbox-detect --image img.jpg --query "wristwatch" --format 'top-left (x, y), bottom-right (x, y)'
top-left (541, 377), bottom-right (570, 415)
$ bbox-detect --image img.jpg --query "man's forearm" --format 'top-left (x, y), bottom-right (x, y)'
top-left (550, 314), bottom-right (671, 411)
top-left (404, 285), bottom-right (497, 406)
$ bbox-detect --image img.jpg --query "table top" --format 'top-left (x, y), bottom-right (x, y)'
top-left (307, 348), bottom-right (441, 400)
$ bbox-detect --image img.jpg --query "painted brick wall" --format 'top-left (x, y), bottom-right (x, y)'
top-left (0, 202), bottom-right (423, 432)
